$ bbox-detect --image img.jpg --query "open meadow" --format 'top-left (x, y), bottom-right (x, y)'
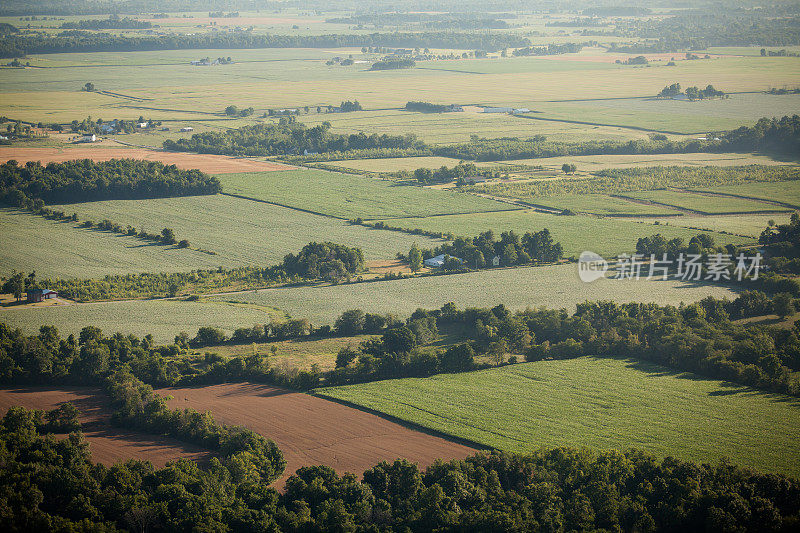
top-left (692, 180), bottom-right (800, 208)
top-left (48, 194), bottom-right (442, 267)
top-left (218, 168), bottom-right (516, 219)
top-left (374, 210), bottom-right (753, 257)
top-left (316, 356), bottom-right (800, 477)
top-left (207, 263), bottom-right (740, 325)
top-left (623, 189), bottom-right (791, 214)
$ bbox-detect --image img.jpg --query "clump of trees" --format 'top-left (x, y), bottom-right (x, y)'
top-left (413, 161), bottom-right (480, 184)
top-left (282, 242), bottom-right (364, 283)
top-left (224, 104), bottom-right (254, 117)
top-left (60, 15), bottom-right (151, 30)
top-left (0, 158), bottom-right (220, 206)
top-left (370, 58), bottom-right (416, 70)
top-left (416, 229), bottom-right (564, 270)
top-left (338, 100), bottom-right (362, 112)
top-left (657, 82), bottom-right (725, 100)
top-left (405, 101), bottom-right (460, 113)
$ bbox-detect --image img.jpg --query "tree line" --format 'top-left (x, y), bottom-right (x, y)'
top-left (4, 409), bottom-right (798, 531)
top-left (0, 30), bottom-right (531, 58)
top-left (59, 15), bottom-right (151, 29)
top-left (0, 158), bottom-right (220, 207)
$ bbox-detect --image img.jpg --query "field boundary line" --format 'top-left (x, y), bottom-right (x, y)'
top-left (312, 392), bottom-right (493, 451)
top-left (219, 192), bottom-right (348, 219)
top-left (678, 187), bottom-right (800, 210)
top-left (511, 113), bottom-right (698, 135)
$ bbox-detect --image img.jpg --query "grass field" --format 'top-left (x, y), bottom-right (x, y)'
top-left (692, 181), bottom-right (800, 208)
top-left (530, 194), bottom-right (684, 216)
top-left (493, 152), bottom-right (794, 172)
top-left (0, 298), bottom-right (283, 345)
top-left (207, 263), bottom-right (739, 325)
top-left (316, 356), bottom-right (800, 476)
top-left (217, 168), bottom-right (516, 219)
top-left (325, 156), bottom-right (493, 172)
top-left (0, 207), bottom-right (230, 278)
top-left (49, 194), bottom-right (442, 266)
top-left (621, 214), bottom-right (789, 238)
top-left (623, 190), bottom-right (789, 214)
top-left (199, 334), bottom-right (379, 372)
top-left (373, 210), bottom-right (753, 257)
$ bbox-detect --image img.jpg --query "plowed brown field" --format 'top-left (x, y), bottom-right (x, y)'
top-left (0, 387), bottom-right (212, 466)
top-left (0, 146), bottom-right (295, 174)
top-left (159, 383), bottom-right (480, 488)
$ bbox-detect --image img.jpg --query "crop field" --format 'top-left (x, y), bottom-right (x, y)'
top-left (198, 334), bottom-right (379, 372)
top-left (623, 189), bottom-right (790, 214)
top-left (0, 298), bottom-right (283, 345)
top-left (217, 168), bottom-right (516, 219)
top-left (0, 387), bottom-right (212, 467)
top-left (373, 210), bottom-right (753, 257)
top-left (48, 194), bottom-right (442, 266)
top-left (325, 156), bottom-right (492, 172)
top-left (0, 207), bottom-right (231, 278)
top-left (0, 145), bottom-right (294, 173)
top-left (530, 194), bottom-right (684, 216)
top-left (2, 49), bottom-right (797, 134)
top-left (493, 152), bottom-right (794, 172)
top-left (158, 382), bottom-right (478, 489)
top-left (692, 180), bottom-right (800, 208)
top-left (622, 214), bottom-right (789, 238)
top-left (208, 263), bottom-right (739, 325)
top-left (315, 356), bottom-right (800, 477)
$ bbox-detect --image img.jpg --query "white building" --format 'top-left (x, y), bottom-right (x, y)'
top-left (512, 108), bottom-right (531, 114)
top-left (423, 254), bottom-right (462, 268)
top-left (80, 134), bottom-right (97, 143)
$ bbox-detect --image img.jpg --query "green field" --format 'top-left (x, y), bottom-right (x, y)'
top-left (693, 180), bottom-right (800, 208)
top-left (326, 156), bottom-right (491, 172)
top-left (218, 168), bottom-right (516, 219)
top-left (622, 213), bottom-right (788, 238)
top-left (374, 210), bottom-right (753, 257)
top-left (0, 207), bottom-right (229, 279)
top-left (316, 356), bottom-right (800, 476)
top-left (624, 189), bottom-right (789, 214)
top-left (531, 194), bottom-right (683, 215)
top-left (207, 263), bottom-right (739, 325)
top-left (49, 194), bottom-right (442, 266)
top-left (0, 298), bottom-right (283, 345)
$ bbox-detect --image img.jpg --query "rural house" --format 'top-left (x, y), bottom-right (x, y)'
top-left (424, 254), bottom-right (463, 268)
top-left (26, 288), bottom-right (58, 303)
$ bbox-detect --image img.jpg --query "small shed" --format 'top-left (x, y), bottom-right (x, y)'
top-left (26, 289), bottom-right (58, 303)
top-left (423, 254), bottom-right (462, 268)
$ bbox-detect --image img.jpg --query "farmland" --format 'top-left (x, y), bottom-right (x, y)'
top-left (207, 263), bottom-right (740, 325)
top-left (316, 356), bottom-right (800, 477)
top-left (623, 189), bottom-right (790, 214)
top-left (693, 180), bottom-right (800, 208)
top-left (47, 194), bottom-right (442, 267)
top-left (0, 387), bottom-right (212, 467)
top-left (217, 168), bottom-right (516, 219)
top-left (527, 193), bottom-right (684, 215)
top-left (158, 382), bottom-right (478, 489)
top-left (374, 210), bottom-right (753, 257)
top-left (623, 213), bottom-right (790, 238)
top-left (0, 298), bottom-right (283, 344)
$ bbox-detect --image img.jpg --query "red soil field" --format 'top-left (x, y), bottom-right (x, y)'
top-left (0, 387), bottom-right (211, 467)
top-left (0, 146), bottom-right (296, 174)
top-left (159, 382), bottom-right (480, 488)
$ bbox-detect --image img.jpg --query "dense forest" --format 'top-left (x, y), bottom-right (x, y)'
top-left (4, 408), bottom-right (798, 532)
top-left (0, 159), bottom-right (220, 206)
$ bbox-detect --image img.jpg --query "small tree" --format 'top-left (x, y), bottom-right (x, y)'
top-left (161, 228), bottom-right (176, 244)
top-left (773, 293), bottom-right (795, 319)
top-left (84, 82), bottom-right (95, 92)
top-left (561, 163), bottom-right (576, 174)
top-left (409, 243), bottom-right (423, 272)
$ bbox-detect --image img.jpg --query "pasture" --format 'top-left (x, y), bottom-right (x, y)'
top-left (622, 213), bottom-right (789, 238)
top-left (693, 180), bottom-right (800, 208)
top-left (48, 194), bottom-right (443, 266)
top-left (208, 263), bottom-right (739, 325)
top-left (373, 210), bottom-right (753, 257)
top-left (217, 168), bottom-right (516, 219)
top-left (623, 189), bottom-right (790, 214)
top-left (529, 194), bottom-right (683, 216)
top-left (0, 298), bottom-right (282, 345)
top-left (316, 356), bottom-right (800, 477)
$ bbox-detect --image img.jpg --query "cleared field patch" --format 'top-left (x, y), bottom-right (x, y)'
top-left (531, 194), bottom-right (683, 216)
top-left (495, 152), bottom-right (793, 172)
top-left (158, 382), bottom-right (478, 489)
top-left (373, 210), bottom-right (752, 257)
top-left (217, 168), bottom-right (516, 219)
top-left (208, 263), bottom-right (739, 325)
top-left (316, 357), bottom-right (800, 477)
top-left (0, 298), bottom-right (282, 345)
top-left (49, 195), bottom-right (443, 265)
top-left (0, 387), bottom-right (212, 467)
top-left (0, 145), bottom-right (294, 173)
top-left (622, 214), bottom-right (791, 238)
top-left (202, 334), bottom-right (379, 372)
top-left (0, 207), bottom-right (229, 279)
top-left (623, 189), bottom-right (790, 214)
top-left (691, 180), bottom-right (800, 208)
